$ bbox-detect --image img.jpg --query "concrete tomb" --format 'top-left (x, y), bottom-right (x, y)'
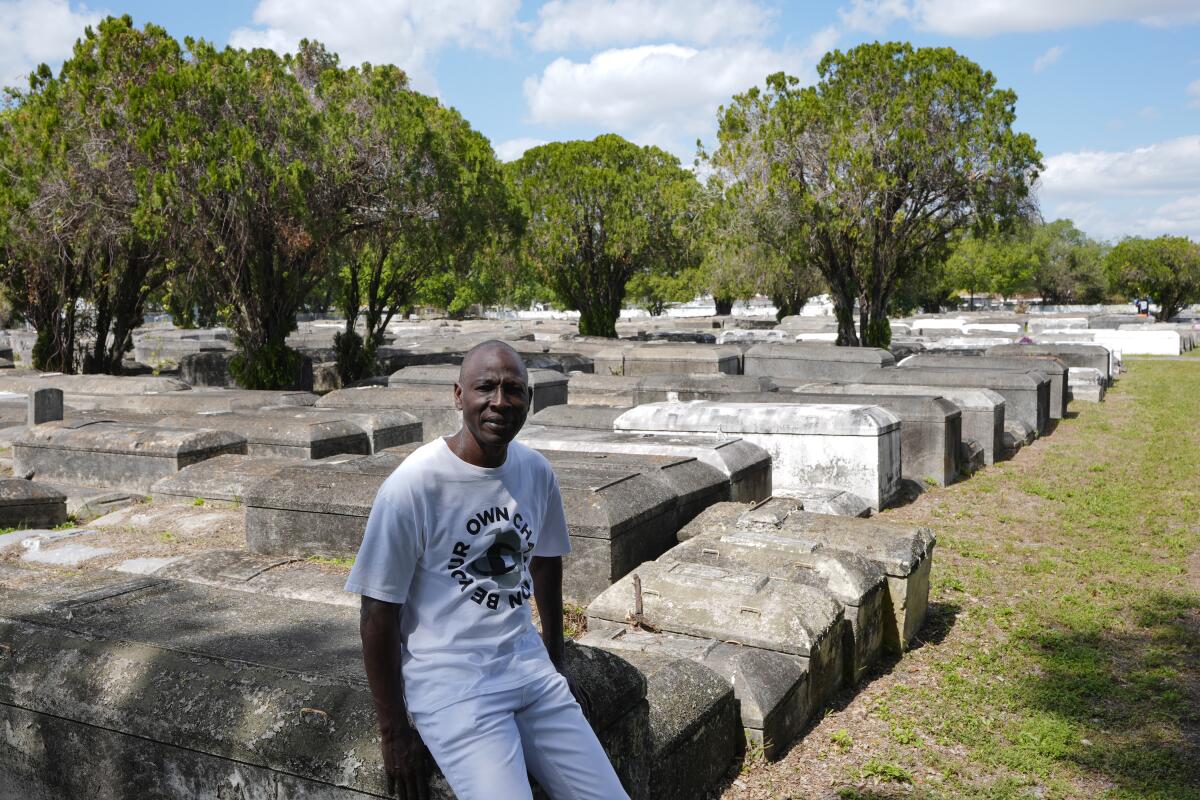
top-left (567, 374), bottom-right (641, 406)
top-left (581, 627), bottom-right (808, 760)
top-left (732, 391), bottom-right (962, 487)
top-left (900, 353), bottom-right (1068, 420)
top-left (156, 411), bottom-right (371, 460)
top-left (0, 568), bottom-right (654, 799)
top-left (389, 364), bottom-right (568, 411)
top-left (249, 406), bottom-right (422, 454)
top-left (666, 535), bottom-right (886, 684)
top-left (0, 374), bottom-right (190, 397)
top-left (0, 479), bottom-right (68, 529)
top-left (316, 386), bottom-right (462, 441)
top-left (64, 388), bottom-right (319, 415)
top-left (150, 454), bottom-right (300, 504)
top-left (783, 382), bottom-right (1005, 465)
top-left (530, 403), bottom-right (631, 431)
top-left (620, 344), bottom-right (741, 377)
top-left (743, 342), bottom-right (895, 382)
top-left (13, 420), bottom-right (246, 493)
top-left (518, 425), bottom-right (772, 502)
top-left (1067, 367), bottom-right (1106, 403)
top-left (613, 401), bottom-right (902, 511)
top-left (987, 342), bottom-right (1115, 385)
top-left (631, 374), bottom-right (777, 404)
top-left (849, 365), bottom-right (1049, 436)
top-left (587, 559), bottom-right (847, 711)
top-left (679, 499), bottom-right (935, 653)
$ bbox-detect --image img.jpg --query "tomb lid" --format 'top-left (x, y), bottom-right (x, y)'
top-left (587, 559), bottom-right (842, 657)
top-left (745, 342), bottom-right (896, 367)
top-left (13, 420), bottom-right (244, 458)
top-left (614, 401), bottom-right (901, 437)
top-left (0, 478), bottom-right (67, 506)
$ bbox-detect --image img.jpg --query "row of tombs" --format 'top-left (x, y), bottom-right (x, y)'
top-left (0, 338), bottom-right (1115, 799)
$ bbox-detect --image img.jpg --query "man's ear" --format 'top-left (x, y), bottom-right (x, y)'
top-left (453, 382), bottom-right (464, 411)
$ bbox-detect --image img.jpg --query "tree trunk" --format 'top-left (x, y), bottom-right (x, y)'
top-left (713, 295), bottom-right (734, 316)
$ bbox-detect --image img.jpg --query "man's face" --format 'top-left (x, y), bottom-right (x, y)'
top-left (454, 346), bottom-right (531, 449)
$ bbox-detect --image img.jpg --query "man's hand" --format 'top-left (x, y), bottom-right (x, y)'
top-left (381, 726), bottom-right (432, 800)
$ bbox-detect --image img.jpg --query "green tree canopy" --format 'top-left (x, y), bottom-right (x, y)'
top-left (510, 134), bottom-right (700, 337)
top-left (1106, 235), bottom-right (1200, 322)
top-left (0, 16), bottom-right (188, 372)
top-left (1030, 219), bottom-right (1108, 304)
top-left (709, 41), bottom-right (1042, 347)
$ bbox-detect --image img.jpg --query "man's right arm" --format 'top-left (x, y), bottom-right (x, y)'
top-left (360, 595), bottom-right (430, 800)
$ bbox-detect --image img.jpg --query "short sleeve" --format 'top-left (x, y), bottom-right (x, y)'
top-left (344, 484), bottom-right (424, 604)
top-left (533, 470), bottom-right (571, 558)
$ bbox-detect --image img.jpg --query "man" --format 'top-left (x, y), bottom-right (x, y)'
top-left (345, 340), bottom-right (629, 800)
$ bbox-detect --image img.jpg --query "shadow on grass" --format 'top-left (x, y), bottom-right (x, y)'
top-left (1014, 590), bottom-right (1200, 799)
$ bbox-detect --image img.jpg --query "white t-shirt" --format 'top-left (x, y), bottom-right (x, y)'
top-left (345, 437), bottom-right (571, 714)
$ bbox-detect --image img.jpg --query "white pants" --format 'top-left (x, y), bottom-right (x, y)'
top-left (412, 671), bottom-right (629, 800)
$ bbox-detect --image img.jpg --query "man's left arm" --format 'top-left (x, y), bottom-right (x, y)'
top-left (530, 555), bottom-right (592, 720)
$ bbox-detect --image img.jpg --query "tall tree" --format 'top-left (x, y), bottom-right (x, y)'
top-left (1106, 235), bottom-right (1200, 322)
top-left (0, 17), bottom-right (187, 373)
top-left (167, 38), bottom-right (353, 388)
top-left (1031, 219), bottom-right (1108, 304)
top-left (510, 135), bottom-right (699, 337)
top-left (709, 42), bottom-right (1041, 347)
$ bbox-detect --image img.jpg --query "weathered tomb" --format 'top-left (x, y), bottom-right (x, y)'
top-left (679, 499), bottom-right (935, 653)
top-left (243, 450), bottom-right (412, 558)
top-left (783, 381), bottom-right (1006, 465)
top-left (613, 401), bottom-right (902, 511)
top-left (849, 365), bottom-right (1049, 436)
top-left (518, 425), bottom-right (772, 502)
top-left (0, 374), bottom-right (190, 397)
top-left (530, 403), bottom-right (631, 430)
top-left (1067, 367), bottom-right (1106, 402)
top-left (666, 535), bottom-right (886, 684)
top-left (246, 406), bottom-right (422, 454)
top-left (156, 411), bottom-right (371, 460)
top-left (0, 568), bottom-right (655, 799)
top-left (631, 373), bottom-right (777, 403)
top-left (13, 420), bottom-right (246, 493)
top-left (27, 387), bottom-right (63, 426)
top-left (539, 449), bottom-right (728, 530)
top-left (901, 353), bottom-right (1068, 420)
top-left (729, 391), bottom-right (963, 487)
top-left (608, 650), bottom-right (740, 800)
top-left (150, 453), bottom-right (299, 504)
top-left (316, 385), bottom-right (463, 441)
top-left (115, 548), bottom-right (356, 607)
top-left (581, 627), bottom-right (808, 760)
top-left (587, 559), bottom-right (847, 711)
top-left (743, 342), bottom-right (895, 381)
top-left (389, 364), bottom-right (568, 412)
top-left (566, 373), bottom-right (641, 406)
top-left (243, 448), bottom-right (679, 604)
top-left (621, 343), bottom-right (741, 376)
top-left (0, 479), bottom-right (67, 529)
top-left (65, 388), bottom-right (319, 415)
top-left (987, 342), bottom-right (1115, 385)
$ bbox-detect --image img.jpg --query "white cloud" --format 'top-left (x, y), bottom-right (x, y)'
top-left (839, 0), bottom-right (1200, 36)
top-left (1040, 136), bottom-right (1200, 197)
top-left (0, 0), bottom-right (103, 90)
top-left (494, 137), bottom-right (547, 162)
top-left (1040, 137), bottom-right (1200, 240)
top-left (229, 0), bottom-right (520, 92)
top-left (838, 0), bottom-right (911, 34)
top-left (522, 41), bottom-right (821, 159)
top-left (1187, 78), bottom-right (1200, 108)
top-left (1032, 45), bottom-right (1064, 73)
top-left (531, 0), bottom-right (774, 51)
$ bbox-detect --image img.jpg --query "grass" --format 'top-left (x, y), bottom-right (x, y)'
top-left (730, 360), bottom-right (1200, 800)
top-left (306, 554), bottom-right (355, 569)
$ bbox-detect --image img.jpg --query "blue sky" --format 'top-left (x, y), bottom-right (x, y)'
top-left (3, 0), bottom-right (1199, 242)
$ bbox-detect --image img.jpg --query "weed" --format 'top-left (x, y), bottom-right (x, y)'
top-left (191, 497), bottom-right (205, 507)
top-left (830, 729), bottom-right (854, 750)
top-left (306, 554), bottom-right (354, 569)
top-left (858, 759), bottom-right (912, 784)
top-left (158, 531), bottom-right (176, 543)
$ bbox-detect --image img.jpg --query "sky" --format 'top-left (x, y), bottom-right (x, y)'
top-left (2, 0), bottom-right (1199, 243)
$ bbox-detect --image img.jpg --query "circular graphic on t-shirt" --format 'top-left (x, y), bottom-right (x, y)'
top-left (466, 527), bottom-right (525, 590)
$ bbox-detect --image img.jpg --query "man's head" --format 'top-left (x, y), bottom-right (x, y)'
top-left (453, 340), bottom-right (531, 459)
